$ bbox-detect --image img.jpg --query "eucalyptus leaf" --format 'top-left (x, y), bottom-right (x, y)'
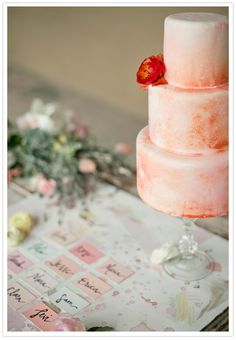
top-left (8, 134), bottom-right (22, 149)
top-left (87, 326), bottom-right (114, 331)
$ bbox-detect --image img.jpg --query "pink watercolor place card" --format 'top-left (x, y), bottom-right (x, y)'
top-left (96, 259), bottom-right (134, 283)
top-left (23, 268), bottom-right (58, 294)
top-left (45, 255), bottom-right (82, 279)
top-left (69, 241), bottom-right (104, 264)
top-left (8, 250), bottom-right (32, 273)
top-left (49, 286), bottom-right (89, 315)
top-left (8, 280), bottom-right (35, 310)
top-left (46, 228), bottom-right (77, 246)
top-left (23, 302), bottom-right (58, 331)
top-left (74, 273), bottom-right (112, 300)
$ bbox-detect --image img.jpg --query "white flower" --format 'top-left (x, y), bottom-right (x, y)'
top-left (150, 243), bottom-right (179, 264)
top-left (16, 98), bottom-right (60, 134)
top-left (30, 98), bottom-right (59, 117)
top-left (16, 112), bottom-right (56, 133)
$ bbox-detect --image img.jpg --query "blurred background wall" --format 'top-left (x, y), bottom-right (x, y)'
top-left (8, 6), bottom-right (228, 120)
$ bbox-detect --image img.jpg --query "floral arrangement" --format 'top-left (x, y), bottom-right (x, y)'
top-left (8, 99), bottom-right (135, 207)
top-left (136, 54), bottom-right (167, 89)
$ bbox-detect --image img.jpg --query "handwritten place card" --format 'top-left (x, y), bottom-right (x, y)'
top-left (69, 242), bottom-right (104, 264)
top-left (46, 228), bottom-right (77, 246)
top-left (23, 302), bottom-right (58, 331)
top-left (96, 259), bottom-right (134, 283)
top-left (74, 273), bottom-right (112, 300)
top-left (8, 250), bottom-right (32, 273)
top-left (24, 268), bottom-right (58, 294)
top-left (26, 239), bottom-right (56, 260)
top-left (45, 255), bottom-right (82, 279)
top-left (49, 287), bottom-right (89, 315)
top-left (8, 280), bottom-right (35, 310)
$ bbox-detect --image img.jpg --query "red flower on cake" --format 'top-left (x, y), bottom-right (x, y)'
top-left (136, 54), bottom-right (167, 89)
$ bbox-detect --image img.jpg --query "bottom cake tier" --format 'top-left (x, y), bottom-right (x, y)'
top-left (136, 126), bottom-right (228, 218)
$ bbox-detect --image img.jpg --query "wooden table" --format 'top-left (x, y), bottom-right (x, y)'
top-left (8, 65), bottom-right (229, 331)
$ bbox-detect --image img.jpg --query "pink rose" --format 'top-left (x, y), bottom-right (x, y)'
top-left (78, 158), bottom-right (96, 173)
top-left (53, 314), bottom-right (86, 332)
top-left (74, 124), bottom-right (88, 139)
top-left (115, 143), bottom-right (132, 156)
top-left (37, 174), bottom-right (56, 196)
top-left (67, 111), bottom-right (88, 139)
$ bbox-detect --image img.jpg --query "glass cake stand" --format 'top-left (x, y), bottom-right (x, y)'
top-left (163, 217), bottom-right (214, 281)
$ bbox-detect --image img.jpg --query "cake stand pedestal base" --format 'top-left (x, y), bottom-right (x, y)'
top-left (163, 217), bottom-right (214, 281)
top-left (163, 251), bottom-right (213, 281)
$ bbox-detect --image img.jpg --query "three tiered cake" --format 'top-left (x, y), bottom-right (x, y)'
top-left (136, 13), bottom-right (228, 218)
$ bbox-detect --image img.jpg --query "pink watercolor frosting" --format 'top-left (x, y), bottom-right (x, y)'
top-left (148, 84), bottom-right (228, 154)
top-left (164, 13), bottom-right (228, 88)
top-left (136, 12), bottom-right (228, 218)
top-left (136, 127), bottom-right (228, 218)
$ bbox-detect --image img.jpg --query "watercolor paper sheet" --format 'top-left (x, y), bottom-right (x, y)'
top-left (7, 183), bottom-right (228, 332)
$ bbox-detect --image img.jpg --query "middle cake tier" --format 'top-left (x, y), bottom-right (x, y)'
top-left (149, 84), bottom-right (228, 154)
top-left (136, 127), bottom-right (228, 218)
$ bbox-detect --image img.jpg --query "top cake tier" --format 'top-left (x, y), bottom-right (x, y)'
top-left (164, 12), bottom-right (228, 88)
